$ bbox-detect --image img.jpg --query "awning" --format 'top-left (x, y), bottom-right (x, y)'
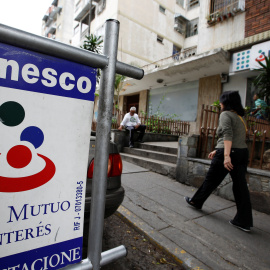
top-left (174, 13), bottom-right (189, 22)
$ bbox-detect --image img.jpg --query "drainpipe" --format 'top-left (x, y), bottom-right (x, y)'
top-left (88, 0), bottom-right (92, 36)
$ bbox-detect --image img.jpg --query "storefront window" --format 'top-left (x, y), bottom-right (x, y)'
top-left (148, 81), bottom-right (199, 121)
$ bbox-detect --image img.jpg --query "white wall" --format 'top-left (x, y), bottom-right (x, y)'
top-left (222, 75), bottom-right (247, 106)
top-left (197, 0), bottom-right (245, 54)
top-left (117, 0), bottom-right (185, 65)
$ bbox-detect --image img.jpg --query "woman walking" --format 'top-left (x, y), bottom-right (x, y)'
top-left (185, 91), bottom-right (253, 232)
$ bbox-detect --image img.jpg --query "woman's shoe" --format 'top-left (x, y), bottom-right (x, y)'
top-left (184, 197), bottom-right (202, 210)
top-left (229, 220), bottom-right (251, 232)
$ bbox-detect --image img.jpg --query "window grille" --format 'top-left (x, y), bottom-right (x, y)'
top-left (187, 0), bottom-right (199, 10)
top-left (210, 0), bottom-right (245, 13)
top-left (174, 18), bottom-right (186, 35)
top-left (186, 18), bottom-right (198, 38)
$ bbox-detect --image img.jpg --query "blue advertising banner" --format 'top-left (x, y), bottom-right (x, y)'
top-left (0, 43), bottom-right (96, 101)
top-left (0, 42), bottom-right (96, 269)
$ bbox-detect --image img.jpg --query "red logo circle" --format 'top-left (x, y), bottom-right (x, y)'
top-left (7, 145), bottom-right (32, 168)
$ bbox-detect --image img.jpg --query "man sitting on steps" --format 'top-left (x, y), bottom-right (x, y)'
top-left (118, 107), bottom-right (146, 148)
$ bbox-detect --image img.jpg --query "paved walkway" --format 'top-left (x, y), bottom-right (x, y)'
top-left (117, 161), bottom-right (270, 270)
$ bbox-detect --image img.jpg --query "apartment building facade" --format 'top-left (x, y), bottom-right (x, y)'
top-left (117, 0), bottom-right (270, 133)
top-left (42, 0), bottom-right (75, 44)
top-left (42, 0), bottom-right (270, 133)
top-left (72, 0), bottom-right (192, 65)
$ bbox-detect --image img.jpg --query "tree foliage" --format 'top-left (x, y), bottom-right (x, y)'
top-left (253, 55), bottom-right (270, 98)
top-left (114, 74), bottom-right (126, 109)
top-left (81, 34), bottom-right (103, 54)
top-left (81, 34), bottom-right (103, 83)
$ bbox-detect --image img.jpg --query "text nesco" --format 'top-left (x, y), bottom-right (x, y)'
top-left (0, 58), bottom-right (92, 93)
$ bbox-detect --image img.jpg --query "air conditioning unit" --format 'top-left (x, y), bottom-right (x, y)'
top-left (174, 23), bottom-right (185, 35)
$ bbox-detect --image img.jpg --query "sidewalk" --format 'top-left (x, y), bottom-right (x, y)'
top-left (117, 161), bottom-right (270, 270)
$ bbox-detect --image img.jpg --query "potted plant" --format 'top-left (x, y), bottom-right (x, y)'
top-left (216, 12), bottom-right (221, 22)
top-left (206, 14), bottom-right (215, 25)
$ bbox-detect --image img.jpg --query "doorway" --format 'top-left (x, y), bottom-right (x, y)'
top-left (126, 94), bottom-right (139, 113)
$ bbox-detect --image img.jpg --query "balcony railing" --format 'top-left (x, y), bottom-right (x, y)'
top-left (142, 47), bottom-right (197, 73)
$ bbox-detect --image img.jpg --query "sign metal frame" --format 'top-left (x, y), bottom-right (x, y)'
top-left (0, 19), bottom-right (143, 270)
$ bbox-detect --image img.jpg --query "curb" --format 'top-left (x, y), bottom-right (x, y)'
top-left (116, 205), bottom-right (210, 270)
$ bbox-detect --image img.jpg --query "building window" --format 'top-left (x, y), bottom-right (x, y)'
top-left (176, 0), bottom-right (184, 7)
top-left (187, 0), bottom-right (199, 10)
top-left (186, 18), bottom-right (198, 37)
top-left (159, 5), bottom-right (166, 14)
top-left (173, 45), bottom-right (181, 55)
top-left (172, 45), bottom-right (181, 60)
top-left (157, 35), bottom-right (164, 43)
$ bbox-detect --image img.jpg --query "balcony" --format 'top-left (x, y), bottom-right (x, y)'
top-left (43, 6), bottom-right (62, 24)
top-left (51, 0), bottom-right (58, 6)
top-left (206, 0), bottom-right (245, 26)
top-left (46, 22), bottom-right (57, 36)
top-left (49, 6), bottom-right (62, 20)
top-left (42, 14), bottom-right (49, 21)
top-left (74, 0), bottom-right (99, 21)
top-left (45, 18), bottom-right (54, 27)
top-left (142, 47), bottom-right (197, 73)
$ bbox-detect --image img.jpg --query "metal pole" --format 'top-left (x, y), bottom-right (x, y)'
top-left (0, 24), bottom-right (144, 80)
top-left (88, 19), bottom-right (120, 270)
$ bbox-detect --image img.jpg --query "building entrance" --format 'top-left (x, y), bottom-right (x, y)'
top-left (126, 94), bottom-right (139, 113)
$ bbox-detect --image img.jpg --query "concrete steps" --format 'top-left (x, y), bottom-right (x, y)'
top-left (120, 142), bottom-right (178, 178)
top-left (136, 143), bottom-right (178, 155)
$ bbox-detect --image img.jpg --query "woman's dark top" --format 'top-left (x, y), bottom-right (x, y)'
top-left (216, 111), bottom-right (247, 149)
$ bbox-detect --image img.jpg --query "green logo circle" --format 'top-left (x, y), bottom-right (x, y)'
top-left (0, 101), bottom-right (25, 127)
